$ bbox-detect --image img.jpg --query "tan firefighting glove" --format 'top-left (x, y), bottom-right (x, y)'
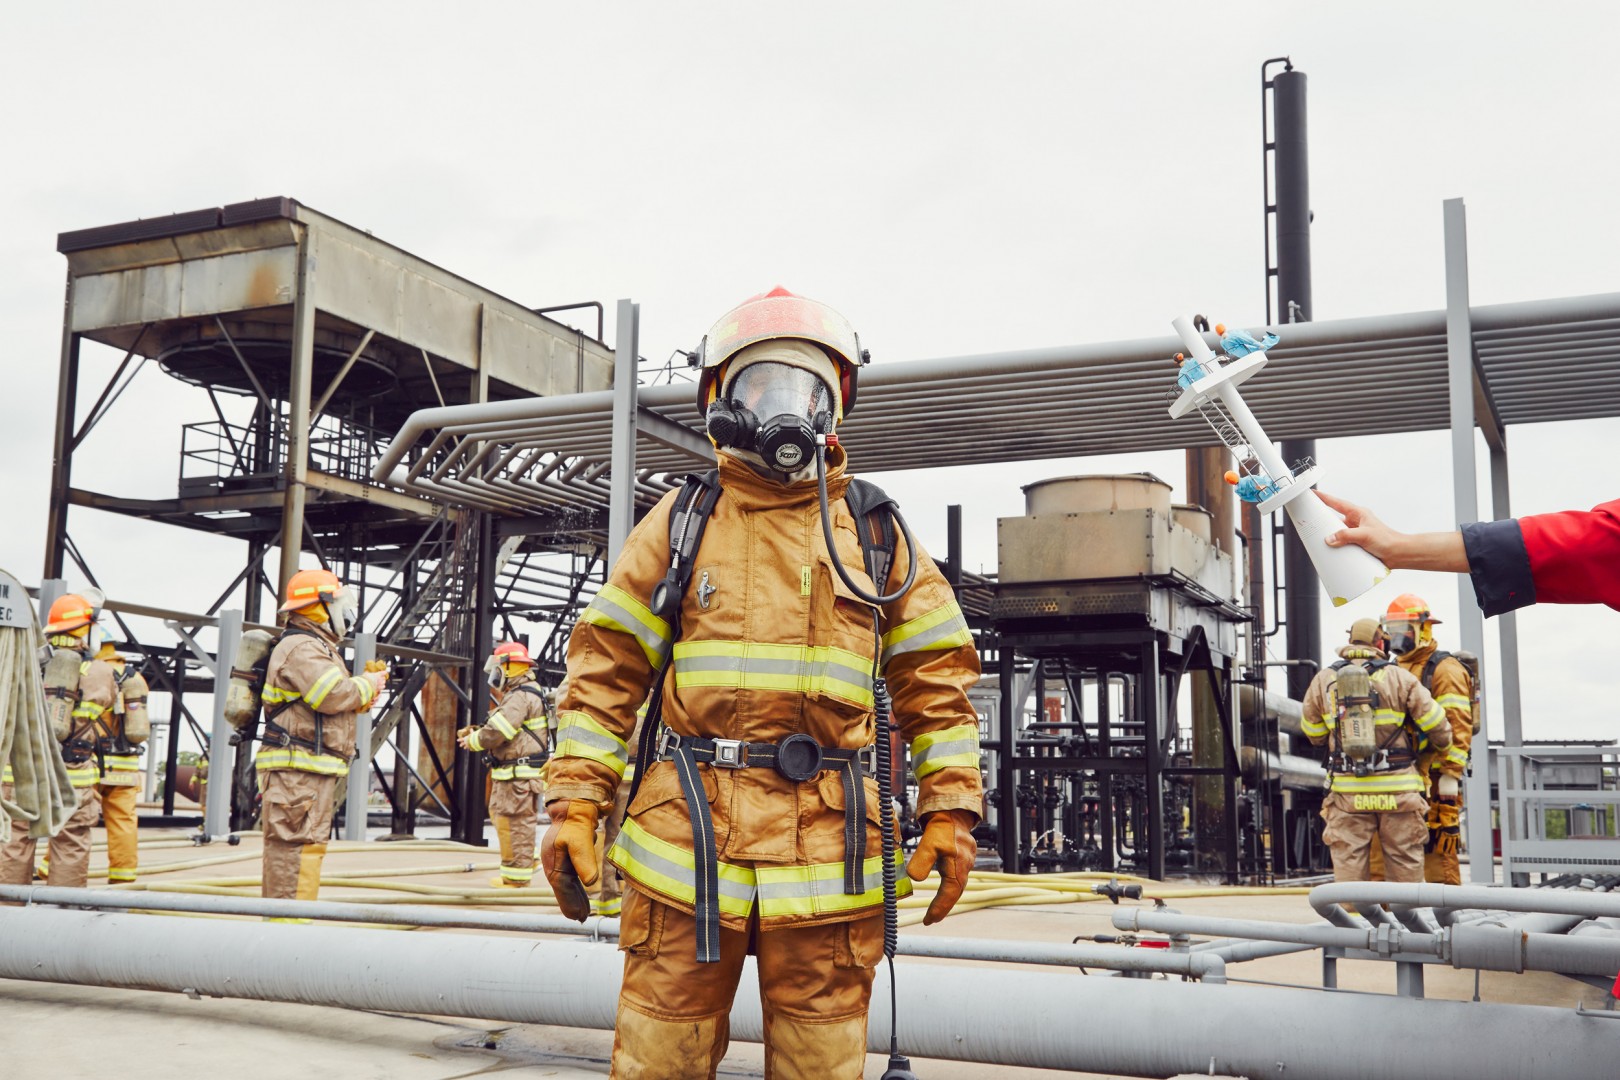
top-left (542, 799), bottom-right (600, 922)
top-left (906, 809), bottom-right (977, 925)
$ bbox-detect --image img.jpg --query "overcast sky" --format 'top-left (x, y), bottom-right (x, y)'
top-left (3, 3), bottom-right (1618, 747)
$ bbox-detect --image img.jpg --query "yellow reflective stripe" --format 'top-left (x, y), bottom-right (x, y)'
top-left (672, 640), bottom-right (874, 708)
top-left (1372, 708), bottom-right (1406, 726)
top-left (498, 865), bottom-right (535, 881)
top-left (103, 755), bottom-right (140, 771)
top-left (262, 686), bottom-right (301, 704)
top-left (609, 817), bottom-right (757, 917)
top-left (580, 583), bottom-right (672, 667)
top-left (1330, 772), bottom-right (1426, 794)
top-left (349, 675), bottom-right (376, 709)
top-left (1414, 703), bottom-right (1446, 732)
top-left (522, 716), bottom-right (547, 732)
top-left (71, 702), bottom-right (106, 719)
top-left (466, 732), bottom-right (484, 752)
top-left (1436, 694), bottom-right (1471, 710)
top-left (881, 601), bottom-right (972, 665)
top-left (1300, 714), bottom-right (1330, 737)
top-left (756, 851), bottom-right (913, 918)
top-left (65, 764), bottom-right (100, 788)
top-left (911, 723), bottom-right (981, 779)
top-left (254, 746), bottom-right (350, 777)
top-left (107, 869), bottom-right (137, 882)
top-left (490, 714), bottom-right (519, 740)
top-left (491, 762), bottom-right (546, 780)
top-left (303, 667), bottom-right (345, 710)
top-left (1, 766), bottom-right (12, 783)
top-left (1445, 746), bottom-right (1470, 766)
top-left (555, 711), bottom-right (629, 778)
top-left (592, 896), bottom-right (623, 916)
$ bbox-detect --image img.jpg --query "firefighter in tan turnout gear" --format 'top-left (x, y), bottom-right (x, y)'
top-left (542, 287), bottom-right (983, 1079)
top-left (457, 641), bottom-right (549, 888)
top-left (95, 645), bottom-right (150, 883)
top-left (0, 593), bottom-right (119, 888)
top-left (1302, 618), bottom-right (1451, 883)
top-left (257, 568), bottom-right (385, 901)
top-left (1383, 593), bottom-right (1476, 885)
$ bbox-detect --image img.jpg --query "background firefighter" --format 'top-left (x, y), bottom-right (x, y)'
top-left (541, 287), bottom-right (982, 1079)
top-left (256, 568), bottom-right (385, 903)
top-left (457, 640), bottom-right (548, 888)
top-left (1301, 618), bottom-right (1451, 884)
top-left (94, 645), bottom-right (149, 883)
top-left (0, 593), bottom-right (117, 888)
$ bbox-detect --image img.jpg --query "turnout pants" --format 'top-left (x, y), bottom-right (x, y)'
top-left (0, 783), bottom-right (100, 888)
top-left (612, 887), bottom-right (883, 1080)
top-left (1321, 791), bottom-right (1429, 884)
top-left (1366, 784), bottom-right (1465, 885)
top-left (97, 782), bottom-right (140, 883)
top-left (259, 770), bottom-right (339, 901)
top-left (488, 777), bottom-right (540, 885)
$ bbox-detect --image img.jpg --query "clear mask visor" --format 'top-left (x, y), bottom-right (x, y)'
top-left (1381, 618), bottom-right (1419, 655)
top-left (726, 362), bottom-right (832, 430)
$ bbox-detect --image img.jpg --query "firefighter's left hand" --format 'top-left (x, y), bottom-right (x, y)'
top-left (906, 809), bottom-right (978, 925)
top-left (455, 727), bottom-right (475, 750)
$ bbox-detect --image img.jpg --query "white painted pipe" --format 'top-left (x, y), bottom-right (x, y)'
top-left (1311, 882), bottom-right (1620, 921)
top-left (1, 908), bottom-right (1616, 1079)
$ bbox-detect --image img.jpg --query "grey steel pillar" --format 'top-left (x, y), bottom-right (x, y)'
top-left (162, 647), bottom-right (183, 817)
top-left (997, 644), bottom-right (1019, 873)
top-left (1271, 68), bottom-right (1320, 701)
top-left (1443, 199), bottom-right (1493, 883)
top-left (204, 610), bottom-right (243, 839)
top-left (1489, 444), bottom-right (1523, 748)
top-left (278, 233), bottom-right (317, 595)
top-left (43, 274), bottom-right (78, 582)
top-left (1142, 636), bottom-right (1166, 881)
top-left (343, 633), bottom-right (377, 841)
top-left (608, 299), bottom-right (640, 566)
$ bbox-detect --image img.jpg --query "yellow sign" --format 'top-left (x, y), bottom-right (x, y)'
top-left (1352, 793), bottom-right (1400, 812)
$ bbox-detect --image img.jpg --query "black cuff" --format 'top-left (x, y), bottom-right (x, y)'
top-left (1461, 518), bottom-right (1535, 617)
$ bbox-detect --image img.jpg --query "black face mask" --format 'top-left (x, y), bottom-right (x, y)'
top-left (705, 361), bottom-right (833, 472)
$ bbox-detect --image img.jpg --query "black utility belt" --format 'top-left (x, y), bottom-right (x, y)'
top-left (484, 751), bottom-right (550, 768)
top-left (654, 730), bottom-right (876, 784)
top-left (62, 741), bottom-right (94, 766)
top-left (1329, 749), bottom-right (1415, 777)
top-left (262, 721), bottom-right (341, 760)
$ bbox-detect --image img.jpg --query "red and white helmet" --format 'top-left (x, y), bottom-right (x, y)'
top-left (492, 641), bottom-right (534, 668)
top-left (690, 286), bottom-right (869, 420)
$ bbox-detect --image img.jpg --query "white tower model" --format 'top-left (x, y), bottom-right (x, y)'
top-left (1167, 315), bottom-right (1388, 607)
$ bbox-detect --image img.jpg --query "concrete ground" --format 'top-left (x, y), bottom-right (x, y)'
top-left (0, 823), bottom-right (1609, 1079)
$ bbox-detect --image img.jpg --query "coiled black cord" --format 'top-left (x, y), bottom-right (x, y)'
top-left (816, 441), bottom-right (918, 605)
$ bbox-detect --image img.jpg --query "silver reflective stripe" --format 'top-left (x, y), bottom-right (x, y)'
top-left (913, 737), bottom-right (978, 768)
top-left (757, 862), bottom-right (887, 901)
top-left (612, 822), bottom-right (757, 906)
top-left (585, 592), bottom-right (670, 664)
top-left (882, 610), bottom-right (970, 664)
top-left (557, 721), bottom-right (630, 767)
top-left (673, 653), bottom-right (873, 693)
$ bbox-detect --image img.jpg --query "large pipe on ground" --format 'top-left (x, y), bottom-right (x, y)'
top-left (2, 907), bottom-right (1616, 1079)
top-left (1311, 882), bottom-right (1620, 922)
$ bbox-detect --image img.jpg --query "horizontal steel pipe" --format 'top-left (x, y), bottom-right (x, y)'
top-left (1311, 882), bottom-right (1620, 922)
top-left (1113, 907), bottom-right (1442, 956)
top-left (5, 908), bottom-right (1620, 1078)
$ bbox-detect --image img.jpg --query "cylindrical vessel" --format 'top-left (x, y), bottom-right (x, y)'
top-left (1281, 490), bottom-right (1389, 606)
top-left (1022, 474), bottom-right (1171, 516)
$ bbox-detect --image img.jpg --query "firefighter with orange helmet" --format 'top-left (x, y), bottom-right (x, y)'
top-left (1383, 593), bottom-right (1476, 884)
top-left (0, 593), bottom-right (118, 888)
top-left (457, 641), bottom-right (549, 887)
top-left (257, 568), bottom-right (386, 903)
top-left (542, 287), bottom-right (983, 1078)
top-left (94, 643), bottom-right (150, 883)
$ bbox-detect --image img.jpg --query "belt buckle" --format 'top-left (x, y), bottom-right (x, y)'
top-left (655, 728), bottom-right (680, 760)
top-left (859, 745), bottom-right (878, 777)
top-left (712, 738), bottom-right (746, 768)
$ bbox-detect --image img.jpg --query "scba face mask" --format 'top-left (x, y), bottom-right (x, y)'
top-left (705, 361), bottom-right (834, 472)
top-left (326, 590), bottom-right (359, 640)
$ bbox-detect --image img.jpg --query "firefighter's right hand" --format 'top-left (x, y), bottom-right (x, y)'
top-left (542, 799), bottom-right (600, 922)
top-left (364, 670), bottom-right (388, 696)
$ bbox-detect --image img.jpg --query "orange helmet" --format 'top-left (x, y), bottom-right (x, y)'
top-left (1382, 593), bottom-right (1438, 656)
top-left (44, 593), bottom-right (97, 635)
top-left (492, 641), bottom-right (534, 667)
top-left (690, 286), bottom-right (868, 419)
top-left (278, 568), bottom-right (344, 614)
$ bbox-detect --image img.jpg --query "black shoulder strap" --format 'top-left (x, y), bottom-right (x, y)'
top-left (514, 683), bottom-right (547, 703)
top-left (844, 478), bottom-right (900, 593)
top-left (1330, 659), bottom-right (1347, 671)
top-left (1421, 651), bottom-right (1450, 692)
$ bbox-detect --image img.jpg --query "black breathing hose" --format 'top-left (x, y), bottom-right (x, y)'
top-left (815, 441), bottom-right (918, 605)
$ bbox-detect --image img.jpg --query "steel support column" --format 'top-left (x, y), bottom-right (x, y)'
top-left (203, 610), bottom-right (242, 839)
top-left (344, 633), bottom-right (377, 841)
top-left (278, 233), bottom-right (317, 595)
top-left (453, 514), bottom-right (495, 845)
top-left (1142, 637), bottom-right (1166, 881)
top-left (997, 644), bottom-right (1018, 873)
top-left (608, 299), bottom-right (639, 565)
top-left (1489, 443), bottom-right (1523, 748)
top-left (43, 275), bottom-right (79, 581)
top-left (1443, 199), bottom-right (1493, 883)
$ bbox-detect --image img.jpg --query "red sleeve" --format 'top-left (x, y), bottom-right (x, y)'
top-left (1518, 498), bottom-right (1620, 610)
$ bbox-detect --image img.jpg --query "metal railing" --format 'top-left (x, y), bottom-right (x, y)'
top-left (1497, 743), bottom-right (1620, 879)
